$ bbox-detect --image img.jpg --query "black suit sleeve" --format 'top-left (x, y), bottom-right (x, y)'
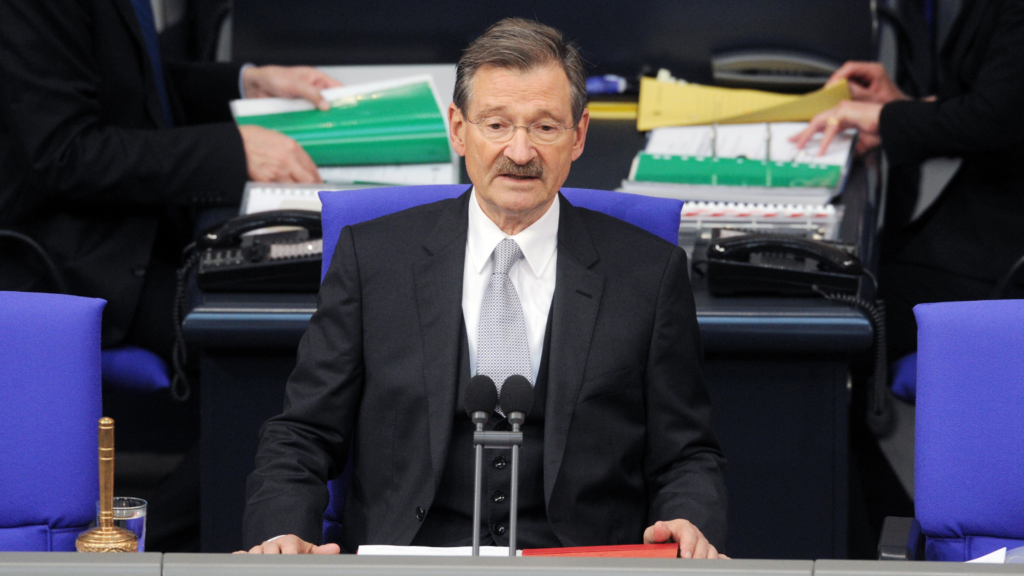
top-left (643, 247), bottom-right (728, 547)
top-left (166, 60), bottom-right (242, 125)
top-left (880, 0), bottom-right (1024, 166)
top-left (0, 0), bottom-right (246, 207)
top-left (243, 226), bottom-right (365, 547)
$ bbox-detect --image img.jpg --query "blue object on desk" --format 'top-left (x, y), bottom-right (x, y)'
top-left (0, 291), bottom-right (102, 551)
top-left (587, 74), bottom-right (628, 95)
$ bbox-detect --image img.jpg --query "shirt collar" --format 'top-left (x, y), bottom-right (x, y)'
top-left (467, 187), bottom-right (559, 277)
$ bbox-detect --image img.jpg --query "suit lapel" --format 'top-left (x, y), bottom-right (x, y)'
top-left (543, 194), bottom-right (604, 506)
top-left (111, 0), bottom-right (169, 128)
top-left (413, 189), bottom-right (472, 490)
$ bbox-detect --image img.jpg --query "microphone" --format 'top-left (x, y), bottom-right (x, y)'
top-left (463, 375), bottom-right (497, 557)
top-left (499, 375), bottom-right (533, 427)
top-left (463, 375), bottom-right (498, 426)
top-left (499, 375), bottom-right (533, 558)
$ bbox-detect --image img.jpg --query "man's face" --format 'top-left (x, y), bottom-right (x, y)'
top-left (449, 64), bottom-right (589, 225)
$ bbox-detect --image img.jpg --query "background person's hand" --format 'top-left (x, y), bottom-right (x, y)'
top-left (242, 65), bottom-right (342, 111)
top-left (238, 124), bottom-right (322, 183)
top-left (234, 534), bottom-right (341, 554)
top-left (644, 519), bottom-right (729, 559)
top-left (789, 100), bottom-right (883, 156)
top-left (827, 61), bottom-right (909, 105)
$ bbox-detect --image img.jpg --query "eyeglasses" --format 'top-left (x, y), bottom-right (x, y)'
top-left (466, 116), bottom-right (575, 145)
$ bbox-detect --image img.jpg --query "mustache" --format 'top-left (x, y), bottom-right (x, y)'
top-left (495, 156), bottom-right (543, 178)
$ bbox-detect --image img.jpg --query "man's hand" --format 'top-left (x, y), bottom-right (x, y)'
top-left (238, 124), bottom-right (322, 183)
top-left (644, 519), bottom-right (729, 559)
top-left (827, 61), bottom-right (909, 105)
top-left (242, 65), bottom-right (342, 111)
top-left (234, 534), bottom-right (341, 555)
top-left (789, 100), bottom-right (884, 157)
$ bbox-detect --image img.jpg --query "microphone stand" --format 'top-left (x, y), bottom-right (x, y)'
top-left (472, 427), bottom-right (524, 557)
top-left (470, 411), bottom-right (488, 557)
top-left (507, 412), bottom-right (525, 557)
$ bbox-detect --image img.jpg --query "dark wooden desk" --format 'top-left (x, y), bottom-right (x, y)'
top-left (184, 120), bottom-right (878, 557)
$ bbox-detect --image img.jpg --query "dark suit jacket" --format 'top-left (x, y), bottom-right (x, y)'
top-left (879, 0), bottom-right (1024, 283)
top-left (243, 191), bottom-right (728, 551)
top-left (0, 0), bottom-right (247, 344)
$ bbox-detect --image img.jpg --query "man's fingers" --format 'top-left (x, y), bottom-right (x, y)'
top-left (675, 524), bottom-right (699, 559)
top-left (296, 149), bottom-right (322, 182)
top-left (847, 82), bottom-right (870, 101)
top-left (279, 539), bottom-right (301, 554)
top-left (707, 544), bottom-right (719, 558)
top-left (313, 543), bottom-right (342, 555)
top-left (790, 111), bottom-right (830, 150)
top-left (817, 116), bottom-right (844, 156)
top-left (692, 536), bottom-right (711, 559)
top-left (247, 545), bottom-right (263, 554)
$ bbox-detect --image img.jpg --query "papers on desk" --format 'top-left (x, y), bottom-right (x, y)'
top-left (636, 75), bottom-right (850, 130)
top-left (619, 122), bottom-right (852, 241)
top-left (645, 123), bottom-right (854, 167)
top-left (357, 545), bottom-right (514, 556)
top-left (231, 75), bottom-right (453, 169)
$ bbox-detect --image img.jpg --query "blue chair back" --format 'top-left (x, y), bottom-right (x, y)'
top-left (914, 299), bottom-right (1024, 561)
top-left (315, 185), bottom-right (683, 544)
top-left (319, 185), bottom-right (683, 281)
top-left (0, 291), bottom-right (103, 551)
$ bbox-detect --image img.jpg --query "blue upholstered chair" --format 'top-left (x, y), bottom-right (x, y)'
top-left (879, 299), bottom-right (1024, 561)
top-left (0, 229), bottom-right (169, 393)
top-left (315, 184), bottom-right (684, 544)
top-left (0, 291), bottom-right (103, 551)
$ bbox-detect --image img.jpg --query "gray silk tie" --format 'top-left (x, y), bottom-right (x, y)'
top-left (477, 238), bottom-right (533, 412)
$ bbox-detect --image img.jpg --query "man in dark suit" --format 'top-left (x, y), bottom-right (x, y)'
top-left (791, 0), bottom-right (1024, 359)
top-left (0, 0), bottom-right (336, 356)
top-left (241, 18), bottom-right (728, 557)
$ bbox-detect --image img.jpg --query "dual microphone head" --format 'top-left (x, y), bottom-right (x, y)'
top-left (463, 374), bottom-right (533, 426)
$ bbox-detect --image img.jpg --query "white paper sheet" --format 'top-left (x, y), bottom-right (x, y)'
top-left (968, 547), bottom-right (1006, 564)
top-left (645, 122), bottom-right (854, 167)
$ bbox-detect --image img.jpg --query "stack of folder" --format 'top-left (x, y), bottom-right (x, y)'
top-left (618, 75), bottom-right (857, 242)
top-left (231, 75), bottom-right (458, 186)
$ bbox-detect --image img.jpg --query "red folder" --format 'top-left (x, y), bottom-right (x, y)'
top-left (522, 543), bottom-right (678, 558)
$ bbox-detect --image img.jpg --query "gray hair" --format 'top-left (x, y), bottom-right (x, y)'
top-left (453, 18), bottom-right (588, 125)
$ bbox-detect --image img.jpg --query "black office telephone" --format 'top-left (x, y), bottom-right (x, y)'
top-left (706, 232), bottom-right (862, 296)
top-left (195, 209), bottom-right (323, 293)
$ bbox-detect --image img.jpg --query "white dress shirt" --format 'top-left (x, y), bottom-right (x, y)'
top-left (462, 189), bottom-right (559, 384)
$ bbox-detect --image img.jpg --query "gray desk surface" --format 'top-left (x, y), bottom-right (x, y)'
top-left (815, 560), bottom-right (1024, 576)
top-left (0, 552), bottom-right (162, 576)
top-left (2, 555), bottom-right (1021, 576)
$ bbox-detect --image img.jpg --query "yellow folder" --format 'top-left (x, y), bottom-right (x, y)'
top-left (637, 77), bottom-right (851, 131)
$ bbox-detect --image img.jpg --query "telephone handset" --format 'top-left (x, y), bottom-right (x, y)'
top-left (195, 209), bottom-right (323, 292)
top-left (706, 233), bottom-right (862, 296)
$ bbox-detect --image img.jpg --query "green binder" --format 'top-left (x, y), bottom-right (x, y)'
top-left (630, 153), bottom-right (842, 188)
top-left (233, 77), bottom-right (450, 167)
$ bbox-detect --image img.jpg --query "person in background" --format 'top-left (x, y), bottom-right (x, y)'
top-left (792, 0), bottom-right (1024, 362)
top-left (0, 0), bottom-right (341, 551)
